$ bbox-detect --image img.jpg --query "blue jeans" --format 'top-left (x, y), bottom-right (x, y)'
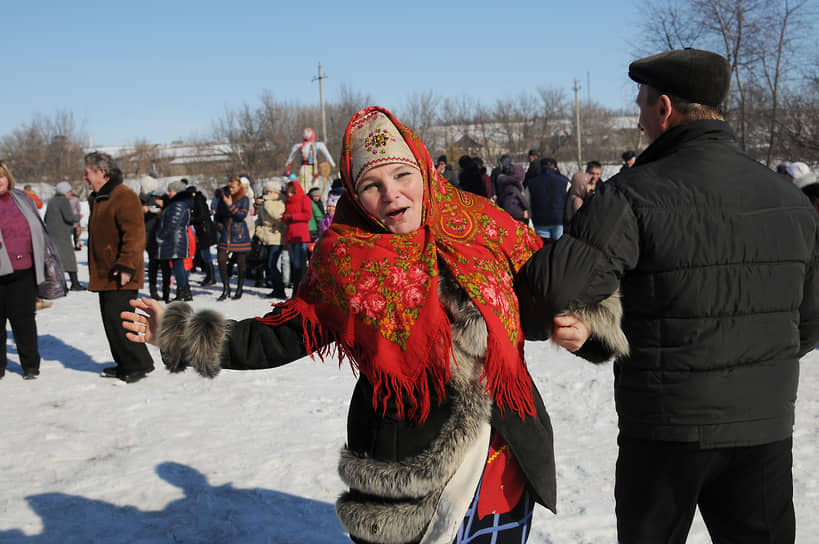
top-left (534, 224), bottom-right (563, 240)
top-left (169, 258), bottom-right (189, 288)
top-left (198, 246), bottom-right (212, 266)
top-left (266, 245), bottom-right (284, 290)
top-left (288, 242), bottom-right (307, 291)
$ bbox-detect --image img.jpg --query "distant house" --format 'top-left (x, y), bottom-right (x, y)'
top-left (84, 142), bottom-right (233, 178)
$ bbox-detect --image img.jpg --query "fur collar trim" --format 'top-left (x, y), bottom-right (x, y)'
top-left (336, 272), bottom-right (492, 543)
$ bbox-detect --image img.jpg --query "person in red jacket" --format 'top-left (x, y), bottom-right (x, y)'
top-left (23, 185), bottom-right (43, 209)
top-left (282, 177), bottom-right (312, 294)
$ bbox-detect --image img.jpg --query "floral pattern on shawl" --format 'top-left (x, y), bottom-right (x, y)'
top-left (261, 106), bottom-right (543, 422)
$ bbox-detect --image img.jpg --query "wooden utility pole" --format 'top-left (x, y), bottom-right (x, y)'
top-left (313, 63), bottom-right (328, 143)
top-left (574, 79), bottom-right (582, 171)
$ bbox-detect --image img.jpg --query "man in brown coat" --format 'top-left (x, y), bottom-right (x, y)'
top-left (84, 152), bottom-right (154, 382)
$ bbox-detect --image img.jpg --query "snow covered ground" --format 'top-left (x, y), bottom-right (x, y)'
top-left (1, 248), bottom-right (817, 543)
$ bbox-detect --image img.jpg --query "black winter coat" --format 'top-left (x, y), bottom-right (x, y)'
top-left (156, 192), bottom-right (192, 260)
top-left (141, 193), bottom-right (162, 256)
top-left (458, 165), bottom-right (489, 198)
top-left (520, 120), bottom-right (819, 448)
top-left (496, 174), bottom-right (529, 223)
top-left (527, 169), bottom-right (569, 227)
top-left (189, 189), bottom-right (217, 247)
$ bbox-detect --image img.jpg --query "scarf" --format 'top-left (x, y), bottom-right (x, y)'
top-left (260, 106), bottom-right (542, 422)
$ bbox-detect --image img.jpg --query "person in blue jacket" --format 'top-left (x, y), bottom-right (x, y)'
top-left (156, 180), bottom-right (193, 302)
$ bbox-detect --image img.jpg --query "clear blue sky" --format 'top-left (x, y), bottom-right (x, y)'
top-left (4, 1), bottom-right (643, 146)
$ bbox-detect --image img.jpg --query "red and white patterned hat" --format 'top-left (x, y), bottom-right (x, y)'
top-left (349, 110), bottom-right (418, 185)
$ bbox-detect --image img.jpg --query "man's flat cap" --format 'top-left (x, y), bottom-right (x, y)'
top-left (629, 48), bottom-right (731, 107)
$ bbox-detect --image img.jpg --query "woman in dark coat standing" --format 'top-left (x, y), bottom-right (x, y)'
top-left (213, 176), bottom-right (250, 300)
top-left (156, 180), bottom-right (193, 302)
top-left (187, 184), bottom-right (218, 286)
top-left (45, 181), bottom-right (83, 291)
top-left (496, 164), bottom-right (530, 224)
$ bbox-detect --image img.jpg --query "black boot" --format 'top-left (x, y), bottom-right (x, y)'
top-left (68, 271), bottom-right (86, 291)
top-left (266, 286), bottom-right (287, 299)
top-left (162, 283), bottom-right (171, 304)
top-left (174, 284), bottom-right (193, 302)
top-left (199, 263), bottom-right (216, 286)
top-left (231, 276), bottom-right (244, 300)
top-left (254, 265), bottom-right (267, 287)
top-left (217, 280), bottom-right (231, 301)
top-left (148, 260), bottom-right (160, 299)
top-left (226, 253), bottom-right (236, 279)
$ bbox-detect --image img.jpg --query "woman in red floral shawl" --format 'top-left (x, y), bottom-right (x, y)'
top-left (122, 106), bottom-right (627, 543)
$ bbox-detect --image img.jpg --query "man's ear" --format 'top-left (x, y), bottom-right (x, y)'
top-left (658, 94), bottom-right (672, 120)
top-left (658, 94), bottom-right (682, 132)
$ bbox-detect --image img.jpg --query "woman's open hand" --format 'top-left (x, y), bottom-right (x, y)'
top-left (121, 296), bottom-right (165, 345)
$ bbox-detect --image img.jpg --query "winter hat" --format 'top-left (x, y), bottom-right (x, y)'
top-left (629, 48), bottom-right (730, 107)
top-left (55, 181), bottom-right (72, 195)
top-left (239, 176), bottom-right (254, 199)
top-left (264, 180), bottom-right (281, 193)
top-left (167, 180), bottom-right (186, 194)
top-left (326, 193), bottom-right (341, 208)
top-left (349, 109), bottom-right (418, 185)
top-left (509, 164), bottom-right (526, 181)
top-left (795, 172), bottom-right (818, 189)
top-left (786, 161), bottom-right (810, 180)
top-left (140, 177), bottom-right (159, 194)
top-left (307, 187), bottom-right (321, 197)
top-left (787, 162), bottom-right (817, 189)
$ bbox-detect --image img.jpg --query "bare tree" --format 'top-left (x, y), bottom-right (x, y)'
top-left (534, 86), bottom-right (570, 157)
top-left (0, 109), bottom-right (86, 185)
top-left (755, 0), bottom-right (812, 165)
top-left (634, 0), bottom-right (815, 159)
top-left (213, 101), bottom-right (273, 180)
top-left (399, 90), bottom-right (442, 145)
top-left (776, 69), bottom-right (819, 161)
top-left (632, 0), bottom-right (703, 52)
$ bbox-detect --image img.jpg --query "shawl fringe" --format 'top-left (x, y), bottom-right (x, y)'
top-left (257, 299), bottom-right (456, 423)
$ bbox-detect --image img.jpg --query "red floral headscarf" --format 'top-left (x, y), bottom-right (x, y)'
top-left (261, 106), bottom-right (542, 422)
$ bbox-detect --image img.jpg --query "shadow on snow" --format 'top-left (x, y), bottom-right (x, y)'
top-left (0, 461), bottom-right (348, 543)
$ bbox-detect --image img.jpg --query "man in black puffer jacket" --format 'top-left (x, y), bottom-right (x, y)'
top-left (518, 48), bottom-right (819, 543)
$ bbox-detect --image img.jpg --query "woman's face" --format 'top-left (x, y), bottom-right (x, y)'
top-left (0, 175), bottom-right (8, 196)
top-left (355, 163), bottom-right (424, 234)
top-left (228, 181), bottom-right (240, 195)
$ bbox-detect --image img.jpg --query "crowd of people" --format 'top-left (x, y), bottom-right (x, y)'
top-left (2, 47), bottom-right (819, 544)
top-left (132, 170), bottom-right (344, 306)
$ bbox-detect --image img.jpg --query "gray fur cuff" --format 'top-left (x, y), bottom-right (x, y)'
top-left (566, 290), bottom-right (630, 358)
top-left (158, 302), bottom-right (193, 372)
top-left (158, 302), bottom-right (229, 378)
top-left (336, 490), bottom-right (439, 544)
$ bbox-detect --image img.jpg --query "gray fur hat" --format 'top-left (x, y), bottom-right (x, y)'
top-left (167, 180), bottom-right (186, 194)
